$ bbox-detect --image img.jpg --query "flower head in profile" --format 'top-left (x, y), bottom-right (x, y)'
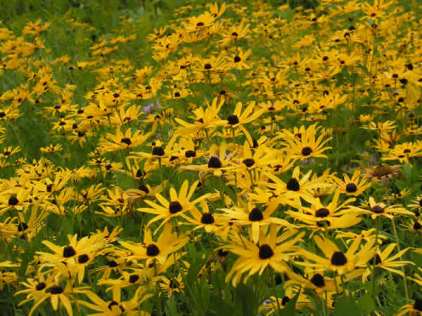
top-left (363, 197), bottom-right (414, 219)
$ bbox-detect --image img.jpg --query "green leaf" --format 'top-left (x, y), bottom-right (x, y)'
top-left (234, 284), bottom-right (261, 316)
top-left (333, 296), bottom-right (362, 316)
top-left (359, 293), bottom-right (376, 315)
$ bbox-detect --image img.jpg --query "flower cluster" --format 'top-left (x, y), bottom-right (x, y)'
top-left (0, 0), bottom-right (421, 315)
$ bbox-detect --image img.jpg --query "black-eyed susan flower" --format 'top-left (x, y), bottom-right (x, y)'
top-left (276, 124), bottom-right (332, 161)
top-left (299, 235), bottom-right (376, 275)
top-left (220, 198), bottom-right (293, 243)
top-left (286, 190), bottom-right (364, 231)
top-left (363, 243), bottom-right (413, 280)
top-left (138, 179), bottom-right (213, 227)
top-left (183, 200), bottom-right (224, 234)
top-left (362, 197), bottom-right (414, 219)
top-left (382, 141), bottom-right (422, 164)
top-left (182, 142), bottom-right (236, 177)
top-left (175, 97), bottom-right (226, 137)
top-left (17, 278), bottom-right (87, 316)
top-left (225, 226), bottom-right (303, 286)
top-left (332, 169), bottom-right (371, 196)
top-left (99, 128), bottom-right (151, 153)
top-left (0, 261), bottom-right (18, 290)
top-left (36, 234), bottom-right (105, 282)
top-left (77, 287), bottom-right (151, 316)
top-left (265, 166), bottom-right (326, 208)
top-left (119, 224), bottom-right (188, 265)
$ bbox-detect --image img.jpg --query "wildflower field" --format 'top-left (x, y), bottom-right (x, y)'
top-left (0, 0), bottom-right (421, 315)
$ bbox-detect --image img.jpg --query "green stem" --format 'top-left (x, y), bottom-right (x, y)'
top-left (391, 217), bottom-right (410, 303)
top-left (272, 271), bottom-right (282, 314)
top-left (322, 291), bottom-right (328, 316)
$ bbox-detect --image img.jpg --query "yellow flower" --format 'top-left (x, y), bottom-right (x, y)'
top-left (138, 179), bottom-right (212, 228)
top-left (17, 278), bottom-right (87, 316)
top-left (99, 128), bottom-right (151, 153)
top-left (363, 197), bottom-right (414, 219)
top-left (277, 124), bottom-right (332, 161)
top-left (286, 190), bottom-right (364, 231)
top-left (225, 226), bottom-right (303, 286)
top-left (175, 97), bottom-right (226, 137)
top-left (363, 243), bottom-right (413, 280)
top-left (332, 169), bottom-right (371, 196)
top-left (77, 287), bottom-right (151, 316)
top-left (299, 235), bottom-right (376, 275)
top-left (119, 224), bottom-right (188, 265)
top-left (220, 198), bottom-right (293, 243)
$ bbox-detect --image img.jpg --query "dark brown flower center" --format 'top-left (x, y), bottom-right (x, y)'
top-left (146, 244), bottom-right (160, 256)
top-left (346, 183), bottom-right (357, 193)
top-left (78, 254), bottom-right (89, 264)
top-left (201, 213), bottom-right (215, 224)
top-left (310, 273), bottom-right (325, 287)
top-left (330, 251), bottom-right (347, 266)
top-left (286, 178), bottom-right (300, 191)
top-left (121, 137), bottom-right (132, 145)
top-left (315, 208), bottom-right (330, 218)
top-left (371, 205), bottom-right (384, 214)
top-left (63, 246), bottom-right (76, 258)
top-left (8, 196), bottom-right (19, 206)
top-left (47, 286), bottom-right (63, 294)
top-left (208, 156), bottom-right (222, 168)
top-left (249, 207), bottom-right (264, 221)
top-left (243, 158), bottom-right (255, 167)
top-left (107, 260), bottom-right (118, 267)
top-left (258, 244), bottom-right (274, 259)
top-left (152, 146), bottom-right (165, 156)
top-left (169, 201), bottom-right (183, 214)
top-left (129, 274), bottom-right (139, 283)
top-left (227, 114), bottom-right (240, 125)
top-left (301, 146), bottom-right (312, 156)
top-left (36, 282), bottom-right (46, 291)
top-left (185, 150), bottom-right (196, 158)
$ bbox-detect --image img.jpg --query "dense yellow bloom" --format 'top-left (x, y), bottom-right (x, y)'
top-left (175, 97), bottom-right (226, 136)
top-left (299, 235), bottom-right (376, 275)
top-left (0, 0), bottom-right (420, 314)
top-left (138, 180), bottom-right (213, 227)
top-left (120, 224), bottom-right (188, 265)
top-left (286, 190), bottom-right (364, 231)
top-left (277, 124), bottom-right (332, 161)
top-left (99, 129), bottom-right (151, 153)
top-left (225, 226), bottom-right (303, 286)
